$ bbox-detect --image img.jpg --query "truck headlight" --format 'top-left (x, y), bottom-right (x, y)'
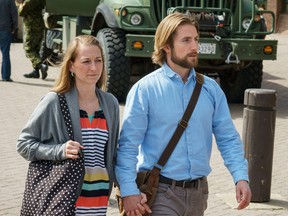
top-left (242, 17), bottom-right (251, 29)
top-left (130, 13), bottom-right (142, 25)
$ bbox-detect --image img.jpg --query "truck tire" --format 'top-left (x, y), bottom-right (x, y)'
top-left (220, 61), bottom-right (263, 103)
top-left (43, 29), bottom-right (62, 65)
top-left (40, 39), bottom-right (53, 61)
top-left (96, 28), bottom-right (130, 102)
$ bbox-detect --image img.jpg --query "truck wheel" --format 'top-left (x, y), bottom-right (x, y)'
top-left (40, 39), bottom-right (53, 63)
top-left (96, 28), bottom-right (130, 102)
top-left (220, 61), bottom-right (263, 103)
top-left (43, 29), bottom-right (62, 65)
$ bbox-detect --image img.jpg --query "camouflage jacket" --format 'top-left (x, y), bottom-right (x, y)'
top-left (18, 0), bottom-right (45, 17)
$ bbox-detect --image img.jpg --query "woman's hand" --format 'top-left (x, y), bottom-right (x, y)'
top-left (65, 140), bottom-right (84, 159)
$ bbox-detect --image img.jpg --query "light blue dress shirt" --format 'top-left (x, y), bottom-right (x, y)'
top-left (115, 63), bottom-right (248, 197)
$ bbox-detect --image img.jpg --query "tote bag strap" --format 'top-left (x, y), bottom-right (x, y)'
top-left (58, 93), bottom-right (74, 141)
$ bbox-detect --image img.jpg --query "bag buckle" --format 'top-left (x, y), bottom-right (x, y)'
top-left (179, 119), bottom-right (188, 129)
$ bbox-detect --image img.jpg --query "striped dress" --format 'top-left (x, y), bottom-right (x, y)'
top-left (75, 109), bottom-right (109, 215)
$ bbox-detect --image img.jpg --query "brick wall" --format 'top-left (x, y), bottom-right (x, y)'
top-left (266, 0), bottom-right (283, 32)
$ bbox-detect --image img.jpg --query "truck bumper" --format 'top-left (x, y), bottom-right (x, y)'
top-left (125, 34), bottom-right (278, 62)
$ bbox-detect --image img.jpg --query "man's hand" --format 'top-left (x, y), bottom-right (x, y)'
top-left (123, 193), bottom-right (152, 215)
top-left (235, 180), bottom-right (252, 210)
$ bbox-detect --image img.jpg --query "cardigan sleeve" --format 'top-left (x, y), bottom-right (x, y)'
top-left (17, 92), bottom-right (68, 161)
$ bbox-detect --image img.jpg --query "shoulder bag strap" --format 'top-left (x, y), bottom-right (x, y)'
top-left (58, 93), bottom-right (74, 141)
top-left (156, 72), bottom-right (204, 169)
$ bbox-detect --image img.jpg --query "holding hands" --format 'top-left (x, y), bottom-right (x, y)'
top-left (123, 193), bottom-right (152, 215)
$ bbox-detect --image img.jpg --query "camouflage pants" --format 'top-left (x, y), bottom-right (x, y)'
top-left (23, 15), bottom-right (45, 69)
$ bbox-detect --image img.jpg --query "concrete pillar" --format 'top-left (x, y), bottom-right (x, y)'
top-left (242, 89), bottom-right (277, 202)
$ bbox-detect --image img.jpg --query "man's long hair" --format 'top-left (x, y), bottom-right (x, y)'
top-left (152, 12), bottom-right (199, 66)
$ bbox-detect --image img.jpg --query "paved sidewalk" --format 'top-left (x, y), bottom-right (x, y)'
top-left (0, 34), bottom-right (287, 216)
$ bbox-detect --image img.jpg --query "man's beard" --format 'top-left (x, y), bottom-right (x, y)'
top-left (171, 49), bottom-right (198, 69)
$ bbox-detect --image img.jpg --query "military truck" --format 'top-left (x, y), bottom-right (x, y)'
top-left (43, 0), bottom-right (278, 103)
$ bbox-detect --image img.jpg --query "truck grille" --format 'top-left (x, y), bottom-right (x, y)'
top-left (152, 0), bottom-right (237, 29)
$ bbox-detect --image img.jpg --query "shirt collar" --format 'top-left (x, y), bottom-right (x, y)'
top-left (162, 62), bottom-right (196, 82)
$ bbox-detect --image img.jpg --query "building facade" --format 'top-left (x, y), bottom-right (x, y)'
top-left (262, 0), bottom-right (288, 33)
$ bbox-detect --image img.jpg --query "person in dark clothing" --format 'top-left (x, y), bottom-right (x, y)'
top-left (0, 0), bottom-right (18, 82)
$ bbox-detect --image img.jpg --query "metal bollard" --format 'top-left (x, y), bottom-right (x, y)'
top-left (242, 89), bottom-right (277, 202)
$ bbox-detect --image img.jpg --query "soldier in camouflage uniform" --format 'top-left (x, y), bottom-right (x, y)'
top-left (19, 0), bottom-right (48, 79)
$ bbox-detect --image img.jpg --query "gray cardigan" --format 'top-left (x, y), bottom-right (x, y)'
top-left (17, 87), bottom-right (120, 196)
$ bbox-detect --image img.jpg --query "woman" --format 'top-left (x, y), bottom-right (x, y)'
top-left (17, 35), bottom-right (119, 215)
